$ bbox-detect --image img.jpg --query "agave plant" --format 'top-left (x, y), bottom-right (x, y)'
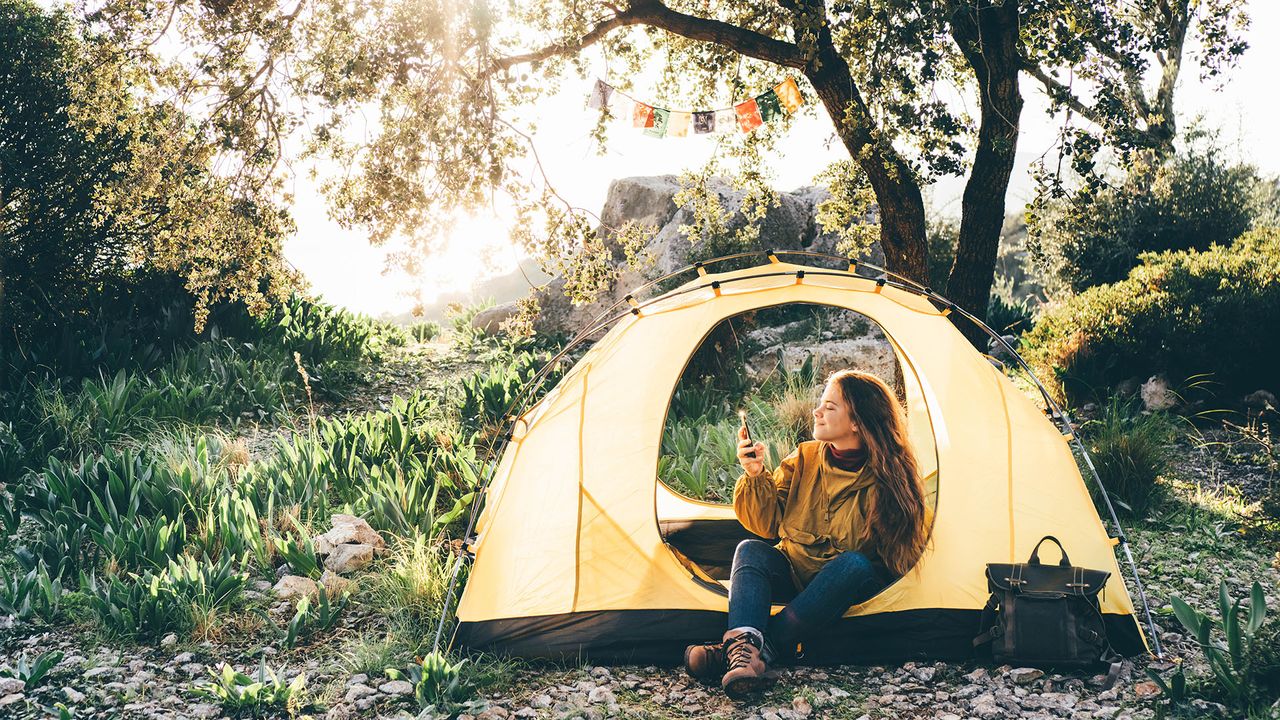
top-left (1161, 580), bottom-right (1271, 714)
top-left (283, 583), bottom-right (349, 648)
top-left (192, 659), bottom-right (308, 716)
top-left (0, 563), bottom-right (62, 623)
top-left (0, 650), bottom-right (64, 689)
top-left (386, 651), bottom-right (472, 709)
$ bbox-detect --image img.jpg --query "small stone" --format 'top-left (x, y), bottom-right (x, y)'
top-left (173, 652), bottom-right (194, 664)
top-left (531, 694), bottom-right (552, 708)
top-left (346, 674), bottom-right (369, 686)
top-left (477, 707), bottom-right (509, 720)
top-left (316, 514), bottom-right (386, 554)
top-left (1009, 667), bottom-right (1045, 685)
top-left (344, 683), bottom-right (378, 703)
top-left (0, 693), bottom-right (22, 707)
top-left (189, 703), bottom-right (221, 719)
top-left (379, 679), bottom-right (414, 696)
top-left (1133, 681), bottom-right (1161, 697)
top-left (62, 687), bottom-right (86, 704)
top-left (273, 574), bottom-right (319, 598)
top-left (83, 666), bottom-right (117, 679)
top-left (159, 633), bottom-right (178, 647)
top-left (319, 569), bottom-right (351, 595)
top-left (0, 679), bottom-right (23, 695)
top-left (827, 686), bottom-right (851, 700)
top-left (913, 666), bottom-right (936, 683)
top-left (791, 696), bottom-right (813, 717)
top-left (513, 709), bottom-right (537, 718)
top-left (587, 687), bottom-right (615, 704)
top-left (1093, 707), bottom-right (1120, 719)
top-left (964, 667), bottom-right (988, 683)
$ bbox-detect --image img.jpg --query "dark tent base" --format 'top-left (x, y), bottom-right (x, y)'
top-left (456, 608), bottom-right (1147, 666)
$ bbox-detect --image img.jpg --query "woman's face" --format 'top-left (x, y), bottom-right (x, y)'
top-left (812, 381), bottom-right (860, 444)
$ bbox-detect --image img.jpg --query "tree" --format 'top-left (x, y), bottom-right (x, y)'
top-left (0, 0), bottom-right (298, 340)
top-left (70, 0), bottom-right (1248, 345)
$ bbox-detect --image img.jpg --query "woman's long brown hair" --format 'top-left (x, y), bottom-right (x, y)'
top-left (828, 369), bottom-right (931, 577)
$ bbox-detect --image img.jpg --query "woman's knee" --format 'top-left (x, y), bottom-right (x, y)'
top-left (732, 539), bottom-right (780, 571)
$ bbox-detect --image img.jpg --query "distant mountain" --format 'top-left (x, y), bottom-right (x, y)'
top-left (378, 256), bottom-right (553, 324)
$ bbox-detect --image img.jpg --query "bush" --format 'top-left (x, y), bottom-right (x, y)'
top-left (1028, 141), bottom-right (1266, 293)
top-left (191, 660), bottom-right (308, 716)
top-left (1081, 400), bottom-right (1175, 518)
top-left (87, 553), bottom-right (246, 639)
top-left (1023, 229), bottom-right (1280, 404)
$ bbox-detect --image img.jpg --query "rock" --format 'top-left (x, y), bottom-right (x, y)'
top-left (324, 543), bottom-right (374, 574)
top-left (0, 679), bottom-right (23, 695)
top-left (477, 707), bottom-right (509, 720)
top-left (1244, 389), bottom-right (1277, 412)
top-left (62, 687), bottom-right (86, 704)
top-left (344, 683), bottom-right (378, 703)
top-left (791, 696), bottom-right (813, 717)
top-left (160, 633), bottom-right (178, 647)
top-left (587, 687), bottom-right (615, 704)
top-left (472, 304), bottom-right (519, 334)
top-left (747, 335), bottom-right (900, 390)
top-left (515, 175), bottom-right (884, 337)
top-left (1133, 681), bottom-right (1161, 697)
top-left (1141, 375), bottom-right (1177, 412)
top-left (189, 696), bottom-right (220, 712)
top-left (274, 574), bottom-right (319, 598)
top-left (513, 709), bottom-right (537, 718)
top-left (83, 666), bottom-right (118, 679)
top-left (173, 652), bottom-right (194, 664)
top-left (315, 514), bottom-right (386, 555)
top-left (531, 694), bottom-right (552, 708)
top-left (1009, 667), bottom-right (1044, 685)
top-left (379, 679), bottom-right (414, 696)
top-left (827, 686), bottom-right (851, 700)
top-left (913, 666), bottom-right (937, 683)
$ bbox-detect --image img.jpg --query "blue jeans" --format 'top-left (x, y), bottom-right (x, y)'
top-left (727, 539), bottom-right (894, 661)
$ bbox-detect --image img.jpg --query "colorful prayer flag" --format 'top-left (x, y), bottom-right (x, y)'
top-left (588, 79), bottom-right (613, 110)
top-left (644, 108), bottom-right (670, 138)
top-left (632, 102), bottom-right (655, 128)
top-left (775, 77), bottom-right (803, 113)
top-left (714, 108), bottom-right (737, 134)
top-left (757, 89), bottom-right (782, 123)
top-left (735, 98), bottom-right (763, 132)
top-left (667, 111), bottom-right (692, 137)
top-left (693, 111), bottom-right (715, 134)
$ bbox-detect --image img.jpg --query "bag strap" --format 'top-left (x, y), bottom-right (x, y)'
top-left (972, 592), bottom-right (1002, 648)
top-left (1028, 535), bottom-right (1072, 567)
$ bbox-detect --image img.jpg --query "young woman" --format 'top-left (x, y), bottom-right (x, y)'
top-left (684, 369), bottom-right (932, 697)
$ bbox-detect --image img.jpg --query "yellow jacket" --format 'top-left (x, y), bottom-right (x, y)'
top-left (733, 440), bottom-right (883, 588)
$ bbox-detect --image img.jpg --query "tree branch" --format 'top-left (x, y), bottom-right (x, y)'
top-left (494, 0), bottom-right (805, 73)
top-left (1021, 60), bottom-right (1105, 126)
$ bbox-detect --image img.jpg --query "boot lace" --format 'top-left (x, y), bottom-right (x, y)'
top-left (726, 636), bottom-right (758, 670)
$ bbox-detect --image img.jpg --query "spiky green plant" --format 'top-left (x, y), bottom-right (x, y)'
top-left (191, 659), bottom-right (308, 716)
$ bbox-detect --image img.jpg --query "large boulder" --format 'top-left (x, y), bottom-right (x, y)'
top-left (482, 175), bottom-right (883, 338)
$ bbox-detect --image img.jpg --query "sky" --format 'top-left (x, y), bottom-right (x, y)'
top-left (285, 4), bottom-right (1280, 318)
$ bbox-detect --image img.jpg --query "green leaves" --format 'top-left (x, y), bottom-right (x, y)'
top-left (0, 650), bottom-right (64, 690)
top-left (386, 651), bottom-right (473, 709)
top-left (283, 583), bottom-right (349, 649)
top-left (1163, 580), bottom-right (1273, 714)
top-left (191, 659), bottom-right (308, 716)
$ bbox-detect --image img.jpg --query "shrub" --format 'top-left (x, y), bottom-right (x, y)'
top-left (385, 652), bottom-right (475, 710)
top-left (283, 583), bottom-right (349, 648)
top-left (0, 563), bottom-right (62, 623)
top-left (0, 650), bottom-right (64, 689)
top-left (373, 536), bottom-right (465, 638)
top-left (986, 293), bottom-right (1036, 336)
top-left (1150, 580), bottom-right (1276, 715)
top-left (1080, 400), bottom-right (1175, 518)
top-left (1028, 141), bottom-right (1265, 293)
top-left (191, 660), bottom-right (308, 716)
top-left (410, 321), bottom-right (442, 343)
top-left (1023, 229), bottom-right (1280, 404)
top-left (87, 553), bottom-right (247, 639)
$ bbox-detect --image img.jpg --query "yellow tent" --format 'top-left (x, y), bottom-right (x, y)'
top-left (453, 256), bottom-right (1152, 663)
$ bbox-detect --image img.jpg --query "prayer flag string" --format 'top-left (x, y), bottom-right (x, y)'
top-left (587, 77), bottom-right (805, 138)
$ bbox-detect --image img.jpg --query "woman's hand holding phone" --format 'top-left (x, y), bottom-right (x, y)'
top-left (736, 424), bottom-right (766, 477)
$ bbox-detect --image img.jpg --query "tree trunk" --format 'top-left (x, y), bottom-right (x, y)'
top-left (947, 0), bottom-right (1023, 349)
top-left (804, 28), bottom-right (929, 285)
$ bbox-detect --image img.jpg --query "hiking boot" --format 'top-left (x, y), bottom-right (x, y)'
top-left (720, 629), bottom-right (771, 698)
top-left (683, 638), bottom-right (728, 682)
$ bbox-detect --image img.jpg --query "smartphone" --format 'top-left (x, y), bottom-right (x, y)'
top-left (739, 409), bottom-right (757, 459)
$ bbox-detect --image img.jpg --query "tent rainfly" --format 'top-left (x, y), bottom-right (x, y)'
top-left (449, 255), bottom-right (1154, 664)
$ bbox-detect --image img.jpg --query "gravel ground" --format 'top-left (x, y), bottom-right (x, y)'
top-left (2, 342), bottom-right (1277, 720)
